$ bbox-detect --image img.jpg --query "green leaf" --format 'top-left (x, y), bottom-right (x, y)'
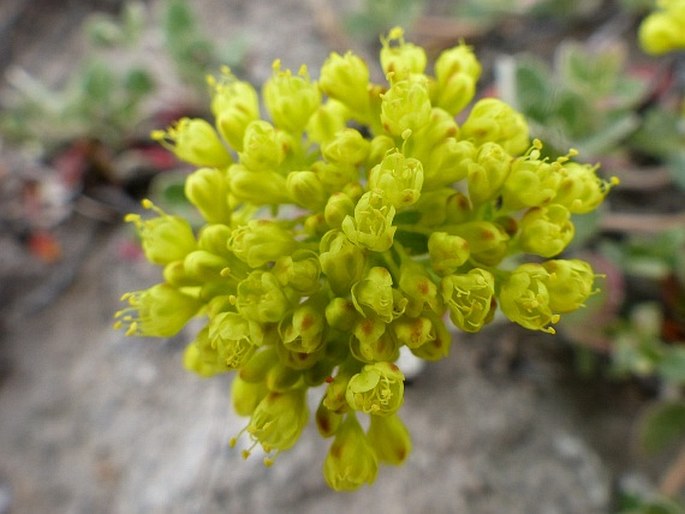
top-left (577, 113), bottom-right (640, 156)
top-left (639, 401), bottom-right (685, 454)
top-left (164, 0), bottom-right (196, 34)
top-left (81, 61), bottom-right (115, 103)
top-left (555, 89), bottom-right (593, 136)
top-left (667, 151), bottom-right (685, 190)
top-left (124, 68), bottom-right (155, 96)
top-left (658, 348), bottom-right (685, 384)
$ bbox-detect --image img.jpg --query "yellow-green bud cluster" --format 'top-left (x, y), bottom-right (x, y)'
top-left (639, 0), bottom-right (685, 55)
top-left (115, 27), bottom-right (615, 491)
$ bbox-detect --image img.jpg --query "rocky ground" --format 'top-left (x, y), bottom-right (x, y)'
top-left (0, 1), bottom-right (669, 513)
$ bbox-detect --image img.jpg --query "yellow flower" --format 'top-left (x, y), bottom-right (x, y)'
top-left (323, 414), bottom-right (378, 491)
top-left (115, 283), bottom-right (200, 337)
top-left (151, 117), bottom-right (232, 167)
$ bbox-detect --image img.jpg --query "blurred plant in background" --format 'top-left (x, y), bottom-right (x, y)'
top-left (0, 0), bottom-right (246, 271)
top-left (1, 2), bottom-right (154, 151)
top-left (344, 0), bottom-right (426, 42)
top-left (496, 41), bottom-right (648, 158)
top-left (0, 0), bottom-right (246, 153)
top-left (484, 1), bottom-right (685, 506)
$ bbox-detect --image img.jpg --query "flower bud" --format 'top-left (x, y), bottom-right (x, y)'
top-left (460, 98), bottom-right (530, 156)
top-left (541, 259), bottom-right (596, 313)
top-left (639, 11), bottom-right (685, 55)
top-left (306, 99), bottom-right (349, 144)
top-left (229, 220), bottom-right (296, 268)
top-left (239, 347), bottom-right (279, 383)
top-left (151, 117), bottom-right (232, 167)
top-left (518, 204), bottom-right (574, 258)
top-left (303, 212), bottom-right (327, 237)
top-left (265, 361), bottom-right (303, 392)
top-left (553, 162), bottom-right (618, 214)
top-left (115, 283), bottom-right (201, 337)
top-left (275, 338), bottom-right (325, 371)
top-left (183, 327), bottom-right (226, 377)
top-left (263, 61), bottom-right (321, 133)
top-left (409, 316), bottom-right (453, 360)
top-left (445, 191), bottom-right (473, 224)
top-left (125, 200), bottom-right (196, 266)
top-left (312, 160), bottom-right (359, 192)
top-left (324, 192), bottom-right (355, 229)
top-left (352, 318), bottom-right (400, 363)
top-left (286, 170), bottom-right (328, 210)
top-left (209, 311), bottom-right (258, 369)
top-left (499, 263), bottom-right (560, 333)
top-left (228, 164), bottom-right (291, 205)
top-left (183, 250), bottom-right (230, 281)
top-left (392, 316), bottom-right (435, 349)
top-left (380, 76), bottom-right (432, 137)
top-left (208, 69), bottom-right (260, 151)
top-left (196, 224), bottom-right (234, 260)
top-left (316, 398), bottom-right (343, 438)
top-left (432, 42), bottom-right (481, 115)
top-left (450, 221), bottom-right (509, 266)
top-left (502, 143), bottom-right (565, 210)
top-left (273, 250), bottom-right (322, 296)
top-left (441, 268), bottom-right (496, 333)
top-left (319, 51), bottom-right (371, 117)
top-left (184, 167), bottom-right (231, 224)
top-left (231, 374), bottom-right (268, 417)
top-left (280, 303), bottom-right (326, 354)
top-left (366, 135), bottom-right (396, 168)
top-left (319, 229), bottom-right (367, 296)
top-left (367, 413), bottom-right (412, 465)
top-left (341, 191), bottom-right (397, 252)
top-left (247, 389), bottom-right (309, 452)
top-left (368, 151), bottom-right (424, 209)
top-left (346, 362), bottom-right (404, 416)
top-left (323, 367), bottom-right (354, 414)
top-left (398, 260), bottom-right (441, 316)
top-left (380, 27), bottom-right (427, 81)
top-left (163, 260), bottom-right (198, 288)
top-left (238, 120), bottom-right (287, 172)
top-left (325, 297), bottom-right (360, 331)
top-left (420, 138), bottom-right (475, 190)
top-left (322, 128), bottom-right (370, 166)
top-left (467, 142), bottom-right (511, 205)
top-left (236, 271), bottom-right (292, 323)
top-left (428, 232), bottom-right (470, 275)
top-left (323, 414), bottom-right (378, 491)
top-left (351, 267), bottom-right (398, 323)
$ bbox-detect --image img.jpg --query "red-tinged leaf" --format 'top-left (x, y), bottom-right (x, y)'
top-left (28, 230), bottom-right (62, 264)
top-left (137, 145), bottom-right (179, 170)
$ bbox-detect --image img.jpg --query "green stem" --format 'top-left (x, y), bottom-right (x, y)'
top-left (380, 250), bottom-right (401, 279)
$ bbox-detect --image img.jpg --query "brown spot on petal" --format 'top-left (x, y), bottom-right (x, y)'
top-left (417, 280), bottom-right (430, 295)
top-left (331, 441), bottom-right (343, 459)
top-left (300, 314), bottom-right (314, 331)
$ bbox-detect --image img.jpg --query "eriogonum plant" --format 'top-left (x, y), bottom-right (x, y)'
top-left (115, 27), bottom-right (616, 491)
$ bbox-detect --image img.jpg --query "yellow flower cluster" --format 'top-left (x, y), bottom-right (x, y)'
top-left (115, 27), bottom-right (615, 491)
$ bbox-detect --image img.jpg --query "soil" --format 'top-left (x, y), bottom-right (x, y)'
top-left (0, 1), bottom-right (675, 513)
